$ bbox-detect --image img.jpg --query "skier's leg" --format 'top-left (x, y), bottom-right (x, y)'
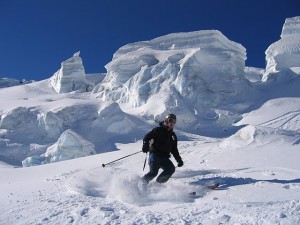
top-left (156, 158), bottom-right (175, 183)
top-left (142, 153), bottom-right (160, 184)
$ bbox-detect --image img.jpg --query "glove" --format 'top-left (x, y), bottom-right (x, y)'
top-left (177, 159), bottom-right (184, 167)
top-left (142, 143), bottom-right (149, 153)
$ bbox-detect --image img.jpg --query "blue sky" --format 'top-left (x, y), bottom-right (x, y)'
top-left (0, 0), bottom-right (299, 80)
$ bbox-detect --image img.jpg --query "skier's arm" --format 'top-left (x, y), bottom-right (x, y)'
top-left (171, 147), bottom-right (182, 162)
top-left (171, 134), bottom-right (183, 167)
top-left (142, 128), bottom-right (157, 152)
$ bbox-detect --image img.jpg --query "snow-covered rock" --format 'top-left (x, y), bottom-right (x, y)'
top-left (50, 52), bottom-right (93, 93)
top-left (93, 30), bottom-right (252, 115)
top-left (263, 16), bottom-right (300, 81)
top-left (22, 129), bottom-right (95, 166)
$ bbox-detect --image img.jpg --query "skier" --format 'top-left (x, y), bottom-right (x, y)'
top-left (141, 113), bottom-right (183, 185)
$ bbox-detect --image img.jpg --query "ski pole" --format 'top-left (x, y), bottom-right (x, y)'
top-left (102, 151), bottom-right (142, 167)
top-left (143, 152), bottom-right (148, 171)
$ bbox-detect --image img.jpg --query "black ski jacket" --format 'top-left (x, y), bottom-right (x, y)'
top-left (143, 123), bottom-right (182, 162)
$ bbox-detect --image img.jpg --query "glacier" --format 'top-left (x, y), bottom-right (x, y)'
top-left (0, 17), bottom-right (299, 167)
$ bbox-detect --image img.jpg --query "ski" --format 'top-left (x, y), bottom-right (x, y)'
top-left (207, 183), bottom-right (220, 190)
top-left (189, 183), bottom-right (221, 195)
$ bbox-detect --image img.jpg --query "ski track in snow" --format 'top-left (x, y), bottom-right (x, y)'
top-left (258, 110), bottom-right (300, 131)
top-left (3, 171), bottom-right (300, 225)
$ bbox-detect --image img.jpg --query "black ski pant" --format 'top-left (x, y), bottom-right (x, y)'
top-left (142, 152), bottom-right (175, 184)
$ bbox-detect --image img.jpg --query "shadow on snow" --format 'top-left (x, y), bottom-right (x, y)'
top-left (174, 168), bottom-right (300, 189)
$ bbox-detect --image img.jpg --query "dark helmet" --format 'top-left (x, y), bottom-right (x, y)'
top-left (165, 113), bottom-right (176, 120)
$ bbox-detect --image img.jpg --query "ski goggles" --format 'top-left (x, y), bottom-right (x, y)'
top-left (167, 118), bottom-right (176, 124)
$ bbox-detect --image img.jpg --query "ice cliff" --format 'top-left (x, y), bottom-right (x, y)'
top-left (263, 16), bottom-right (300, 81)
top-left (50, 51), bottom-right (94, 93)
top-left (93, 30), bottom-right (251, 111)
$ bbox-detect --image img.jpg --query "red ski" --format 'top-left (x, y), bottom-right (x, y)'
top-left (207, 183), bottom-right (220, 190)
top-left (189, 183), bottom-right (221, 195)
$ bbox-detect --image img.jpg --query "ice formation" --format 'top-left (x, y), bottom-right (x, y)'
top-left (281, 16), bottom-right (300, 38)
top-left (50, 51), bottom-right (93, 93)
top-left (93, 30), bottom-right (252, 113)
top-left (263, 16), bottom-right (300, 81)
top-left (22, 129), bottom-right (95, 166)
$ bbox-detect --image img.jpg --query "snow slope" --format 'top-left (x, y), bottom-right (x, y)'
top-left (1, 128), bottom-right (299, 224)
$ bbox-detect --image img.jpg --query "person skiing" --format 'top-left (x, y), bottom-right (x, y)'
top-left (141, 113), bottom-right (183, 185)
